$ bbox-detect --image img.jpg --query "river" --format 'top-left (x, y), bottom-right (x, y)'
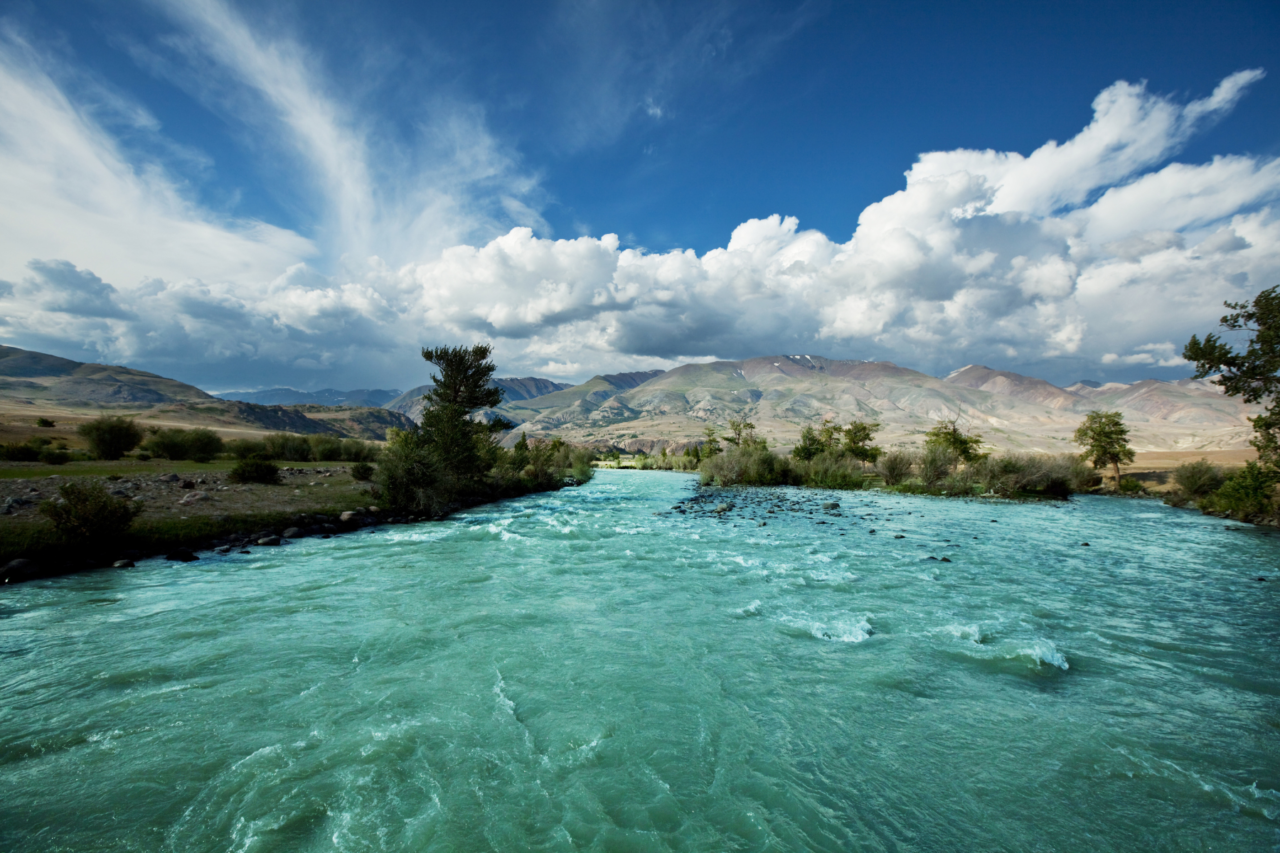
top-left (2, 469), bottom-right (1277, 851)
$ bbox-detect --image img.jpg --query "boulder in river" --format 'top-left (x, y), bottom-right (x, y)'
top-left (822, 501), bottom-right (840, 510)
top-left (112, 559), bottom-right (135, 568)
top-left (257, 536), bottom-right (282, 546)
top-left (281, 527), bottom-right (301, 539)
top-left (3, 558), bottom-right (37, 581)
top-left (166, 549), bottom-right (198, 562)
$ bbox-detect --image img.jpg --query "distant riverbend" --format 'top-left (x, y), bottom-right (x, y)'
top-left (1, 470), bottom-right (1277, 851)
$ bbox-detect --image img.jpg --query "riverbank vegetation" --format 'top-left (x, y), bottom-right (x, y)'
top-left (1183, 285), bottom-right (1280, 525)
top-left (375, 344), bottom-right (594, 518)
top-left (2, 344), bottom-right (598, 582)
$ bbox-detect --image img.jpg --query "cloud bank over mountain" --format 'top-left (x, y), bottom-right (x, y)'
top-left (0, 1), bottom-right (1276, 389)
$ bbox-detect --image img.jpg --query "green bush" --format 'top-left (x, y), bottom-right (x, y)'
top-left (700, 445), bottom-right (798, 487)
top-left (226, 438), bottom-right (269, 460)
top-left (263, 433), bottom-right (314, 462)
top-left (142, 427), bottom-right (224, 462)
top-left (227, 458), bottom-right (282, 485)
top-left (375, 431), bottom-right (447, 515)
top-left (339, 439), bottom-right (380, 463)
top-left (136, 452), bottom-right (152, 461)
top-left (875, 450), bottom-right (914, 486)
top-left (918, 445), bottom-right (957, 488)
top-left (1199, 462), bottom-right (1277, 521)
top-left (0, 443), bottom-right (40, 462)
top-left (350, 462), bottom-right (375, 481)
top-left (1173, 459), bottom-right (1226, 498)
top-left (1117, 477), bottom-right (1144, 494)
top-left (795, 450), bottom-right (866, 489)
top-left (971, 453), bottom-right (1080, 498)
top-left (77, 416), bottom-right (144, 460)
top-left (941, 469), bottom-right (975, 495)
top-left (35, 417), bottom-right (55, 427)
top-left (309, 434), bottom-right (344, 461)
top-left (38, 448), bottom-right (70, 465)
top-left (39, 481), bottom-right (141, 541)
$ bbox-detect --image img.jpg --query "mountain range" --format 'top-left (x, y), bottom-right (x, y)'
top-left (216, 388), bottom-right (402, 407)
top-left (0, 345), bottom-right (414, 440)
top-left (467, 356), bottom-right (1257, 453)
top-left (0, 344), bottom-right (1260, 453)
top-left (384, 377), bottom-right (574, 422)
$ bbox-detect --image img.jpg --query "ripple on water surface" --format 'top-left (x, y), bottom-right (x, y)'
top-left (1, 470), bottom-right (1278, 851)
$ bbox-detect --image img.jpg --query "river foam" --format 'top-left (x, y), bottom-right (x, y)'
top-left (1, 470), bottom-right (1276, 851)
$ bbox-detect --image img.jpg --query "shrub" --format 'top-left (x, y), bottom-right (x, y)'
top-left (376, 432), bottom-right (447, 515)
top-left (556, 445), bottom-right (597, 484)
top-left (339, 439), bottom-right (380, 463)
top-left (226, 438), bottom-right (269, 460)
top-left (1173, 459), bottom-right (1226, 498)
top-left (183, 428), bottom-right (224, 462)
top-left (77, 416), bottom-right (144, 460)
top-left (795, 450), bottom-right (866, 489)
top-left (700, 445), bottom-right (798, 487)
top-left (1200, 462), bottom-right (1277, 521)
top-left (38, 448), bottom-right (70, 465)
top-left (39, 481), bottom-right (141, 542)
top-left (227, 458), bottom-right (282, 485)
top-left (308, 434), bottom-right (344, 461)
top-left (971, 453), bottom-right (1079, 499)
top-left (141, 427), bottom-right (224, 462)
top-left (350, 462), bottom-right (375, 481)
top-left (35, 417), bottom-right (55, 427)
top-left (1117, 477), bottom-right (1144, 494)
top-left (263, 433), bottom-right (314, 462)
top-left (136, 452), bottom-right (152, 461)
top-left (942, 469), bottom-right (975, 495)
top-left (875, 449), bottom-right (914, 486)
top-left (918, 445), bottom-right (958, 488)
top-left (0, 443), bottom-right (40, 462)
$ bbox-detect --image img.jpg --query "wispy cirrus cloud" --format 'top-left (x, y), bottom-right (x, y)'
top-left (0, 0), bottom-right (1275, 392)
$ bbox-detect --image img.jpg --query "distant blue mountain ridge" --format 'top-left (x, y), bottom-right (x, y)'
top-left (215, 388), bottom-right (402, 407)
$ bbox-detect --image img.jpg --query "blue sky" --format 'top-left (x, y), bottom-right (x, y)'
top-left (0, 0), bottom-right (1278, 392)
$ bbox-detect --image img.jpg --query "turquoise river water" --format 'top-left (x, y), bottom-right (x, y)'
top-left (2, 470), bottom-right (1278, 851)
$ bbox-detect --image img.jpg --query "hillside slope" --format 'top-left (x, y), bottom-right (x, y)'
top-left (494, 355), bottom-right (1257, 453)
top-left (0, 345), bottom-right (213, 405)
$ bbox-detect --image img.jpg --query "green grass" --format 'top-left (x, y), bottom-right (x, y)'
top-left (0, 458), bottom-right (353, 480)
top-left (1, 502), bottom-right (374, 571)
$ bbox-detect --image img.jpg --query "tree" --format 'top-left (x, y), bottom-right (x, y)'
top-left (791, 425), bottom-right (826, 461)
top-left (418, 344), bottom-right (513, 481)
top-left (511, 431), bottom-right (531, 471)
top-left (923, 419), bottom-right (985, 462)
top-left (842, 420), bottom-right (883, 465)
top-left (77, 416), bottom-right (143, 460)
top-left (701, 425), bottom-right (722, 457)
top-left (1184, 286), bottom-right (1280, 468)
top-left (1073, 410), bottom-right (1135, 486)
top-left (723, 418), bottom-right (758, 447)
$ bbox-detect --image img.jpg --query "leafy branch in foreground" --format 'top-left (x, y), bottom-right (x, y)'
top-left (1185, 285), bottom-right (1280, 469)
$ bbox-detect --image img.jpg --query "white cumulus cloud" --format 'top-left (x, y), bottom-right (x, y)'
top-left (0, 5), bottom-right (1275, 392)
